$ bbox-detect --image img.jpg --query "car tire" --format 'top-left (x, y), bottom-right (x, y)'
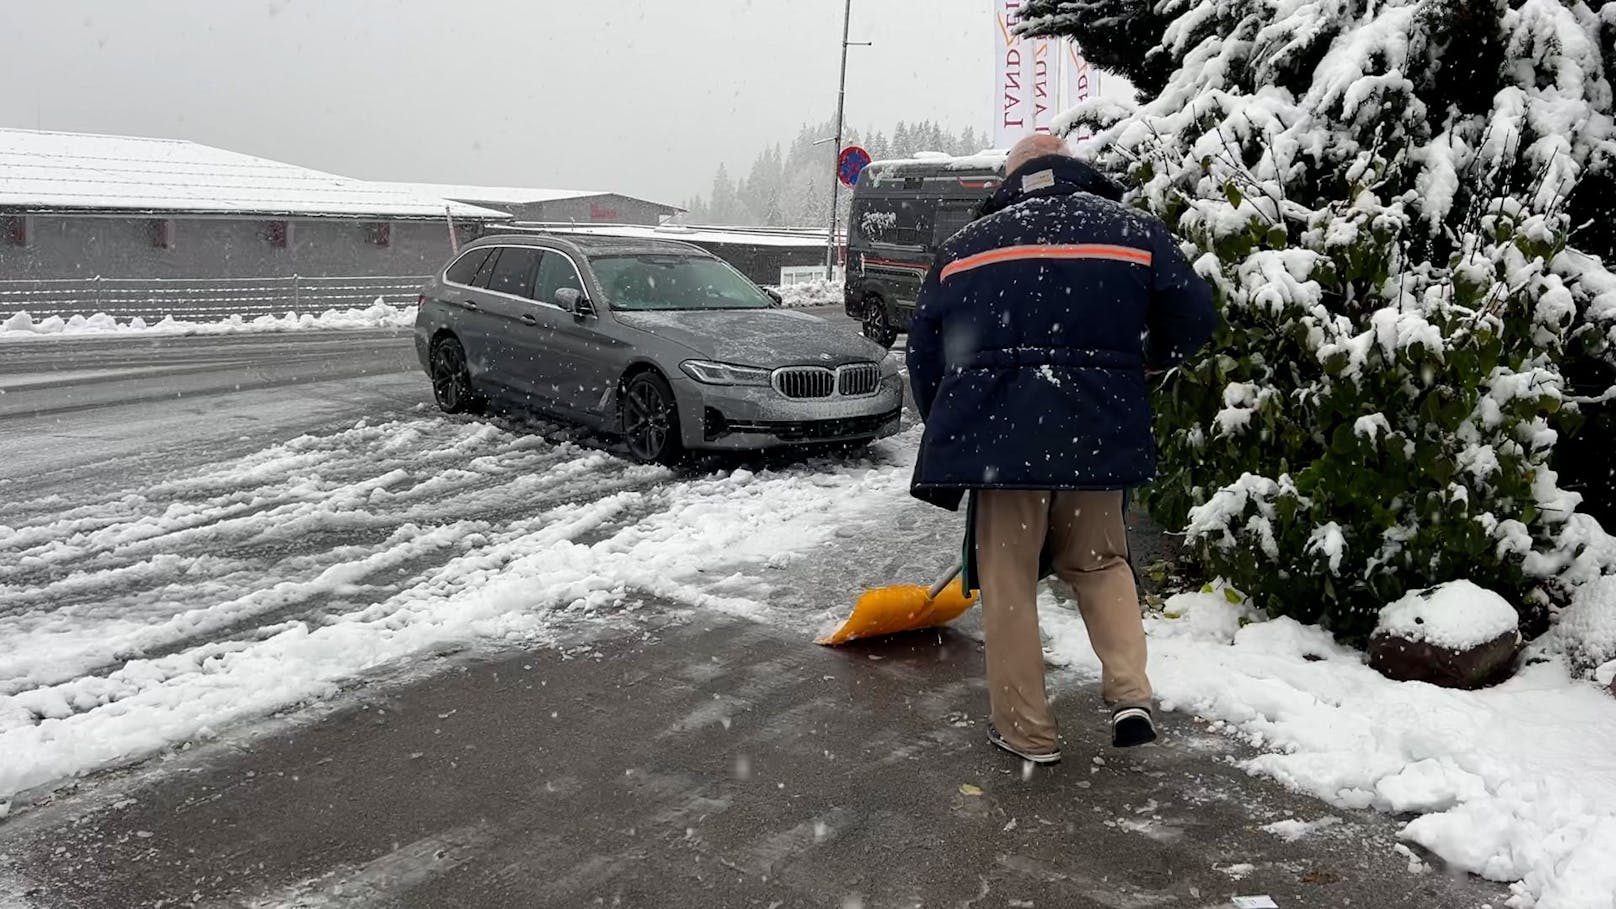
top-left (862, 295), bottom-right (899, 349)
top-left (429, 336), bottom-right (485, 415)
top-left (620, 371), bottom-right (684, 465)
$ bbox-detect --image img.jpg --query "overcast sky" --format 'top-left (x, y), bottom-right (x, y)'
top-left (0, 0), bottom-right (1024, 206)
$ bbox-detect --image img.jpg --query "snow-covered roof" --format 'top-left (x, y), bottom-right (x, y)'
top-left (867, 150), bottom-right (1009, 171)
top-left (0, 128), bottom-right (510, 220)
top-left (367, 181), bottom-right (682, 213)
top-left (528, 223), bottom-right (832, 248)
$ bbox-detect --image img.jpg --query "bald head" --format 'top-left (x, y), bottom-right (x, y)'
top-left (1005, 134), bottom-right (1071, 176)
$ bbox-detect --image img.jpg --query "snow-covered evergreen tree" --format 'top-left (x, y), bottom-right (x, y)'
top-left (1022, 0), bottom-right (1616, 642)
top-left (739, 144), bottom-right (786, 226)
top-left (705, 164), bottom-right (741, 224)
top-left (960, 125), bottom-right (985, 154)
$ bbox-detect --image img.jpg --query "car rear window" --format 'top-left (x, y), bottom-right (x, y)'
top-left (444, 248), bottom-right (492, 286)
top-left (469, 249), bottom-right (500, 288)
top-left (486, 247), bottom-right (542, 299)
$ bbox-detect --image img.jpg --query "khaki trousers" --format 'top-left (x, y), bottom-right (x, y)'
top-left (975, 489), bottom-right (1152, 752)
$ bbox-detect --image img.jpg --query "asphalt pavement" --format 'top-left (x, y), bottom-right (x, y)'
top-left (0, 315), bottom-right (1506, 908)
top-left (0, 329), bottom-right (418, 419)
top-left (0, 614), bottom-right (1504, 909)
top-left (0, 330), bottom-right (421, 497)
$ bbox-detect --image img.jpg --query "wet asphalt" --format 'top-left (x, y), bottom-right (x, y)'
top-left (0, 612), bottom-right (1505, 908)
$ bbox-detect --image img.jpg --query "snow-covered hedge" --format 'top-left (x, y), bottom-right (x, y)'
top-left (1024, 0), bottom-right (1616, 643)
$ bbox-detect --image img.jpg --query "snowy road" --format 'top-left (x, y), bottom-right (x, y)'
top-left (0, 316), bottom-right (928, 803)
top-left (0, 615), bottom-right (1501, 909)
top-left (0, 320), bottom-right (1563, 907)
top-left (0, 322), bottom-right (1502, 905)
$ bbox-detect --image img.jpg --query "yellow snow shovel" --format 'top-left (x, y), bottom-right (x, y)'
top-left (816, 562), bottom-right (978, 645)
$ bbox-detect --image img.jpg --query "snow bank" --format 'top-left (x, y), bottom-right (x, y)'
top-left (768, 279), bottom-right (843, 309)
top-left (1042, 590), bottom-right (1616, 909)
top-left (0, 299), bottom-right (412, 341)
top-left (1375, 581), bottom-right (1521, 650)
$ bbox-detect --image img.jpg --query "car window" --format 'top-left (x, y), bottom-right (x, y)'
top-left (444, 248), bottom-right (492, 286)
top-left (534, 250), bottom-right (584, 306)
top-left (486, 247), bottom-right (542, 299)
top-left (469, 248), bottom-right (500, 289)
top-left (590, 254), bottom-right (771, 311)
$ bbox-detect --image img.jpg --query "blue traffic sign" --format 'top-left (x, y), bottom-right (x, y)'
top-left (838, 145), bottom-right (872, 187)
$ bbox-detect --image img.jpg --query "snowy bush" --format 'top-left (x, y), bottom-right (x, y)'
top-left (1022, 0), bottom-right (1616, 643)
top-left (1547, 575), bottom-right (1616, 674)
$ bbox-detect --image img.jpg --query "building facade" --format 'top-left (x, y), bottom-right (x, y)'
top-left (366, 183), bottom-right (683, 227)
top-left (1, 214), bottom-right (473, 281)
top-left (0, 129), bottom-right (681, 320)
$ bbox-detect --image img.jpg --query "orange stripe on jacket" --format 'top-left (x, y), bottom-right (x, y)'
top-left (940, 243), bottom-right (1153, 282)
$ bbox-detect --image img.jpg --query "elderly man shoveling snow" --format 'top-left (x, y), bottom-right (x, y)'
top-left (906, 135), bottom-right (1216, 764)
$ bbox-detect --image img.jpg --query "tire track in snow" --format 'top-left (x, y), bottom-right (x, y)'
top-left (0, 414), bottom-right (921, 802)
top-left (0, 419), bottom-right (672, 700)
top-left (0, 422), bottom-right (656, 604)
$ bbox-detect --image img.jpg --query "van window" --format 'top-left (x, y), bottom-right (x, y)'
top-left (853, 196), bottom-right (935, 248)
top-left (444, 248), bottom-right (492, 286)
top-left (933, 200), bottom-right (977, 246)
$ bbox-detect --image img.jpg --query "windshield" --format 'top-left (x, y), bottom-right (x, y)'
top-left (590, 254), bottom-right (772, 311)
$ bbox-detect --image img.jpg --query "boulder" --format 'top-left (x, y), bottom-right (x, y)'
top-left (1368, 628), bottom-right (1520, 689)
top-left (1368, 581), bottom-right (1521, 689)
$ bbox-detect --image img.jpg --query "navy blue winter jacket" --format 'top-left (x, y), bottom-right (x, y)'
top-left (907, 154), bottom-right (1216, 510)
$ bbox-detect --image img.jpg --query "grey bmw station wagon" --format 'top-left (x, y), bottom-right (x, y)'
top-left (414, 233), bottom-right (903, 463)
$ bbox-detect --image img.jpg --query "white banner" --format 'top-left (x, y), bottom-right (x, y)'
top-left (1064, 41), bottom-right (1093, 109)
top-left (1032, 32), bottom-right (1054, 136)
top-left (993, 1), bottom-right (1051, 149)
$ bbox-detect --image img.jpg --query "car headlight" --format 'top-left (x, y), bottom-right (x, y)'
top-left (879, 351), bottom-right (902, 378)
top-left (680, 359), bottom-right (773, 386)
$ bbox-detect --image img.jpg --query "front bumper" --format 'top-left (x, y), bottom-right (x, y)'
top-left (675, 374), bottom-right (904, 450)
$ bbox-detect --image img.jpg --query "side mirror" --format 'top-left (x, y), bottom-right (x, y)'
top-left (764, 288), bottom-right (783, 308)
top-left (555, 287), bottom-right (591, 316)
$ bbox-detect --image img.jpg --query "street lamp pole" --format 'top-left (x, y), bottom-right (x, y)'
top-left (824, 0), bottom-right (854, 280)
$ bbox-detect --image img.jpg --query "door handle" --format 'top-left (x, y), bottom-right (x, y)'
top-left (520, 313), bottom-right (538, 326)
top-left (461, 300), bottom-right (480, 311)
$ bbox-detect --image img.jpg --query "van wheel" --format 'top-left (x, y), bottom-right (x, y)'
top-left (620, 371), bottom-right (684, 465)
top-left (862, 295), bottom-right (899, 349)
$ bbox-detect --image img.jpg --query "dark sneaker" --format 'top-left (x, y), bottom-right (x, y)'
top-left (1111, 707), bottom-right (1158, 747)
top-left (987, 724), bottom-right (1061, 764)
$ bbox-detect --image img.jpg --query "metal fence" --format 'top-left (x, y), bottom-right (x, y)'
top-left (0, 274), bottom-right (429, 322)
